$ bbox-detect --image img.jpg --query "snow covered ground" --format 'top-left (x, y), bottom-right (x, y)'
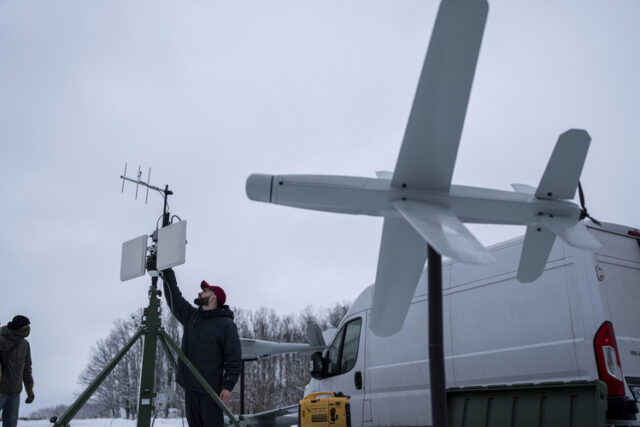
top-left (18, 419), bottom-right (187, 427)
top-left (18, 417), bottom-right (299, 427)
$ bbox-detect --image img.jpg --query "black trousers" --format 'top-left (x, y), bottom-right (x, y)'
top-left (185, 389), bottom-right (224, 427)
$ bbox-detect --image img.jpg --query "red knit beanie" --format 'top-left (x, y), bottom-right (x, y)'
top-left (200, 280), bottom-right (226, 306)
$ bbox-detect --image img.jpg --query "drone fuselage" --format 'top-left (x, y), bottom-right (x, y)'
top-left (247, 173), bottom-right (582, 226)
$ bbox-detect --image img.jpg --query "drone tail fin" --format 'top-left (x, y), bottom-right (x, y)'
top-left (538, 215), bottom-right (601, 251)
top-left (517, 225), bottom-right (556, 283)
top-left (535, 129), bottom-right (590, 200)
top-left (517, 129), bottom-right (600, 283)
top-left (518, 217), bottom-right (601, 283)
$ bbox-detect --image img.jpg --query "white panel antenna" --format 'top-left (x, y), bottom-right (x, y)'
top-left (120, 235), bottom-right (148, 281)
top-left (157, 220), bottom-right (187, 271)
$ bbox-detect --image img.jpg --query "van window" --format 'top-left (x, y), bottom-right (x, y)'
top-left (326, 318), bottom-right (363, 377)
top-left (340, 318), bottom-right (362, 373)
top-left (326, 327), bottom-right (344, 376)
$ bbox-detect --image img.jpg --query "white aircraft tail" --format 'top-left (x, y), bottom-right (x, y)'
top-left (535, 129), bottom-right (590, 200)
top-left (305, 322), bottom-right (326, 347)
top-left (517, 130), bottom-right (600, 282)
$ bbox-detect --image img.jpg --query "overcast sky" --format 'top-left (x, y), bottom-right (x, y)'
top-left (1, 0), bottom-right (638, 414)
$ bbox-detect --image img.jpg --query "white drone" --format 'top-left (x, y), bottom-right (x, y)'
top-left (246, 0), bottom-right (600, 338)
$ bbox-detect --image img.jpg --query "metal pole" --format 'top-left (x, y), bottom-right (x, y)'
top-left (162, 185), bottom-right (171, 227)
top-left (52, 329), bottom-right (144, 427)
top-left (428, 245), bottom-right (447, 427)
top-left (240, 361), bottom-right (245, 415)
top-left (136, 279), bottom-right (162, 427)
top-left (159, 330), bottom-right (242, 427)
top-left (136, 184), bottom-right (172, 427)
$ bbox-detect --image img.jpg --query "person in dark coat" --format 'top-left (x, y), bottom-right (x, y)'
top-left (0, 315), bottom-right (34, 427)
top-left (162, 268), bottom-right (242, 427)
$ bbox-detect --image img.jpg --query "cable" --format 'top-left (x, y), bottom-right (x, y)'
top-left (161, 270), bottom-right (176, 317)
top-left (155, 187), bottom-right (167, 198)
top-left (161, 193), bottom-right (170, 213)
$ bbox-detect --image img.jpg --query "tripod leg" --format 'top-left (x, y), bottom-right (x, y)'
top-left (52, 329), bottom-right (144, 427)
top-left (158, 330), bottom-right (178, 372)
top-left (158, 329), bottom-right (241, 427)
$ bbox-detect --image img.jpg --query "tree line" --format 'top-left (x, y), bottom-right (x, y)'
top-left (29, 302), bottom-right (349, 420)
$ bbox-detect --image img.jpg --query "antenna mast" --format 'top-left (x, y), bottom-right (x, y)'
top-left (51, 166), bottom-right (240, 427)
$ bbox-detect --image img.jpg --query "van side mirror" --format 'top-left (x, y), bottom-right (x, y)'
top-left (310, 351), bottom-right (326, 379)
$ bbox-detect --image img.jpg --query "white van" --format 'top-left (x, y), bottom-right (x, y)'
top-left (305, 221), bottom-right (640, 425)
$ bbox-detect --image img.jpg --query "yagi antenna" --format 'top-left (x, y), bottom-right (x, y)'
top-left (120, 162), bottom-right (171, 204)
top-left (146, 168), bottom-right (151, 204)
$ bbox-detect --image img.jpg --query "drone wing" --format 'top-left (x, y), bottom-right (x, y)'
top-left (236, 405), bottom-right (299, 424)
top-left (391, 0), bottom-right (488, 192)
top-left (240, 339), bottom-right (325, 361)
top-left (371, 202), bottom-right (494, 337)
top-left (372, 0), bottom-right (489, 336)
top-left (370, 218), bottom-right (428, 337)
top-left (393, 200), bottom-right (494, 264)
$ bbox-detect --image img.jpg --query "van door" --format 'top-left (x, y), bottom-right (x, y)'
top-left (319, 315), bottom-right (366, 426)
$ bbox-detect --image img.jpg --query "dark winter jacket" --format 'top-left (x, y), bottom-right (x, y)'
top-left (0, 326), bottom-right (34, 394)
top-left (162, 269), bottom-right (242, 395)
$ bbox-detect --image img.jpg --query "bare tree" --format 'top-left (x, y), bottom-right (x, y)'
top-left (232, 302), bottom-right (351, 414)
top-left (326, 302), bottom-right (350, 328)
top-left (78, 312), bottom-right (143, 418)
top-left (76, 301), bottom-right (351, 418)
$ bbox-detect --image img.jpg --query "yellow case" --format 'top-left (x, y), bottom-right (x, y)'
top-left (299, 391), bottom-right (351, 427)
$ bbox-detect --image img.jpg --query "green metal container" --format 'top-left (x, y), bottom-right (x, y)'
top-left (447, 380), bottom-right (607, 427)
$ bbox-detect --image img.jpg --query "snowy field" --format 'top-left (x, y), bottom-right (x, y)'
top-left (18, 419), bottom-right (187, 427)
top-left (17, 417), bottom-right (299, 427)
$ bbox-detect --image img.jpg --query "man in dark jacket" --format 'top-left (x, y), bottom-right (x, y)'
top-left (0, 315), bottom-right (34, 427)
top-left (162, 269), bottom-right (242, 427)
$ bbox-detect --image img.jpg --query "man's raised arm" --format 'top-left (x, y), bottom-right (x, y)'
top-left (162, 269), bottom-right (195, 325)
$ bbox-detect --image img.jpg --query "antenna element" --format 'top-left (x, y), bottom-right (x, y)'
top-left (120, 163), bottom-right (172, 204)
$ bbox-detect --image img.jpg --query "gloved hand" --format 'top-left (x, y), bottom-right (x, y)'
top-left (25, 384), bottom-right (35, 404)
